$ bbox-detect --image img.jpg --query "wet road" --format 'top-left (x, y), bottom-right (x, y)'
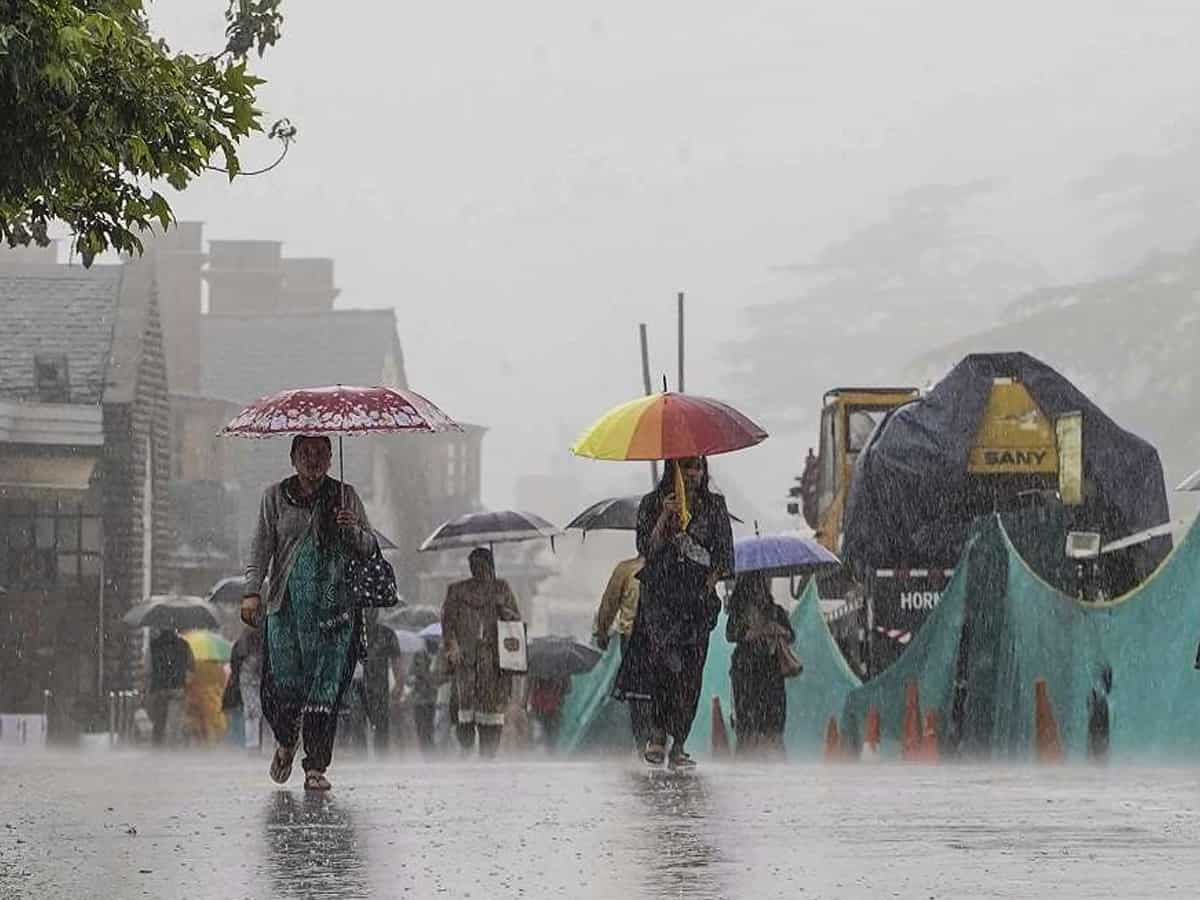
top-left (4, 749), bottom-right (1200, 899)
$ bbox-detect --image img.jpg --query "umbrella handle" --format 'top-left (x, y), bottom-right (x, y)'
top-left (339, 435), bottom-right (345, 507)
top-left (789, 574), bottom-right (804, 600)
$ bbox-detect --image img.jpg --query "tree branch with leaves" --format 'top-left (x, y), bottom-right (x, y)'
top-left (0, 0), bottom-right (290, 265)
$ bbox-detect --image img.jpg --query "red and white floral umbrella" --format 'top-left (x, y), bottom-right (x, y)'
top-left (220, 385), bottom-right (460, 438)
top-left (220, 385), bottom-right (461, 492)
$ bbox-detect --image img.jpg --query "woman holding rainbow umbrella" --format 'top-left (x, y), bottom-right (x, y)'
top-left (572, 389), bottom-right (766, 770)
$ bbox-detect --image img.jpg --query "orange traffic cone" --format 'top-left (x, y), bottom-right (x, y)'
top-left (860, 706), bottom-right (882, 762)
top-left (823, 716), bottom-right (842, 762)
top-left (1034, 679), bottom-right (1064, 763)
top-left (917, 710), bottom-right (940, 763)
top-left (901, 681), bottom-right (923, 761)
top-left (711, 696), bottom-right (732, 758)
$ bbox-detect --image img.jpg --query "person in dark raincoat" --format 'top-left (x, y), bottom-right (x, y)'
top-left (726, 572), bottom-right (795, 756)
top-left (614, 457), bottom-right (733, 770)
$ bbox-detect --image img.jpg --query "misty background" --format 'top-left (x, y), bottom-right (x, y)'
top-left (143, 0), bottom-right (1200, 532)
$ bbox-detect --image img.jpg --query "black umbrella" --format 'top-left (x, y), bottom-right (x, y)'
top-left (123, 595), bottom-right (220, 631)
top-left (527, 636), bottom-right (602, 678)
top-left (207, 575), bottom-right (245, 606)
top-left (566, 495), bottom-right (744, 534)
top-left (419, 509), bottom-right (561, 552)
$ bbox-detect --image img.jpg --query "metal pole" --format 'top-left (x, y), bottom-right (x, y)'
top-left (638, 324), bottom-right (660, 486)
top-left (97, 557), bottom-right (105, 700)
top-left (677, 291), bottom-right (685, 394)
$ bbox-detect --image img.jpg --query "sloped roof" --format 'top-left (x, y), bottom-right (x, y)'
top-left (0, 264), bottom-right (125, 404)
top-left (199, 308), bottom-right (406, 403)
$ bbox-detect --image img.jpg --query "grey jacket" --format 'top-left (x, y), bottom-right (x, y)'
top-left (244, 479), bottom-right (377, 617)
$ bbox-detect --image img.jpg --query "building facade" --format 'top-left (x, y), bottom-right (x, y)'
top-left (0, 257), bottom-right (172, 733)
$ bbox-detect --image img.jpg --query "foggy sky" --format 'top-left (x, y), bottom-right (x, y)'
top-left (148, 0), bottom-right (1200, 526)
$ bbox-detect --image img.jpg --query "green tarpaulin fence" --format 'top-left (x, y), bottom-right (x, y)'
top-left (841, 512), bottom-right (1200, 760)
top-left (558, 581), bottom-right (861, 758)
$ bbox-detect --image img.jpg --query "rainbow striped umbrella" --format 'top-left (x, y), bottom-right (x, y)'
top-left (570, 391), bottom-right (768, 461)
top-left (182, 629), bottom-right (232, 663)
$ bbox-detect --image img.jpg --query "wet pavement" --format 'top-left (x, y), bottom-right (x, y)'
top-left (3, 749), bottom-right (1200, 899)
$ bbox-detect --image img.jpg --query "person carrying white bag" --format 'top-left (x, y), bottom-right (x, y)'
top-left (442, 547), bottom-right (523, 758)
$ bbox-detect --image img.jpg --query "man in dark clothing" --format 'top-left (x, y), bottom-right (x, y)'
top-left (147, 629), bottom-right (194, 747)
top-left (362, 611), bottom-right (404, 754)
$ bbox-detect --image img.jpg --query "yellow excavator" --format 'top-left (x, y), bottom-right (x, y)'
top-left (794, 380), bottom-right (1074, 556)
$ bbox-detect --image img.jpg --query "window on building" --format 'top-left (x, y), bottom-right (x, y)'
top-left (443, 440), bottom-right (466, 498)
top-left (0, 497), bottom-right (102, 590)
top-left (33, 353), bottom-right (70, 403)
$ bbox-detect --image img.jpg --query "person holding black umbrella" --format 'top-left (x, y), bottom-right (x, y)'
top-left (441, 547), bottom-right (522, 757)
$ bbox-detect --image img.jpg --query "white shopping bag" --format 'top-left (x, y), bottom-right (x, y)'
top-left (497, 620), bottom-right (528, 673)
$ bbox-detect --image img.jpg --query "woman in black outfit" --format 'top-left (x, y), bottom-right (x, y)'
top-left (726, 572), bottom-right (795, 757)
top-left (613, 457), bottom-right (733, 770)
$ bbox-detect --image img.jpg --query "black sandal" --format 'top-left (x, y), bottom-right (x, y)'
top-left (643, 740), bottom-right (666, 766)
top-left (304, 771), bottom-right (331, 792)
top-left (269, 744), bottom-right (297, 784)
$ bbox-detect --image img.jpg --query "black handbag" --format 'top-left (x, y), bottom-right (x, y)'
top-left (344, 545), bottom-right (399, 608)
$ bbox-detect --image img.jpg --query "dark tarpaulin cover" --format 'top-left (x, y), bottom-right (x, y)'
top-left (841, 352), bottom-right (1171, 582)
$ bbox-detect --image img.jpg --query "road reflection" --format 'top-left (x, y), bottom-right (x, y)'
top-left (627, 771), bottom-right (728, 899)
top-left (261, 791), bottom-right (368, 899)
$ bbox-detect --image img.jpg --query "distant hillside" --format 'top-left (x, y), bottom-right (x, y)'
top-left (907, 242), bottom-right (1200, 502)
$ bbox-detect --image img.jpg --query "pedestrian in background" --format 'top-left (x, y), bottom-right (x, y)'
top-left (362, 609), bottom-right (405, 755)
top-left (441, 547), bottom-right (522, 757)
top-left (147, 628), bottom-right (193, 747)
top-left (726, 572), bottom-right (795, 757)
top-left (408, 635), bottom-right (445, 753)
top-left (592, 554), bottom-right (649, 747)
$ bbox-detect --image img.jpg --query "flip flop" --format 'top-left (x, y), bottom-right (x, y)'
top-left (269, 744), bottom-right (297, 784)
top-left (304, 771), bottom-right (332, 792)
top-left (643, 741), bottom-right (666, 766)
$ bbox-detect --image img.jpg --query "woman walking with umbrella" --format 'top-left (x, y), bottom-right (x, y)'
top-left (241, 435), bottom-right (378, 791)
top-left (614, 458), bottom-right (734, 770)
top-left (571, 388), bottom-right (766, 769)
top-left (222, 384), bottom-right (460, 786)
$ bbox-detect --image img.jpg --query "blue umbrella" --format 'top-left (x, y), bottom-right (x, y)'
top-left (418, 622), bottom-right (442, 639)
top-left (732, 534), bottom-right (841, 580)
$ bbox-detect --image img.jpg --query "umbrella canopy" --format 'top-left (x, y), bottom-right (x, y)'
top-left (570, 391), bottom-right (767, 461)
top-left (527, 636), bottom-right (602, 678)
top-left (417, 622), bottom-right (442, 639)
top-left (123, 595), bottom-right (219, 631)
top-left (732, 534), bottom-right (841, 580)
top-left (392, 628), bottom-right (427, 654)
top-left (206, 576), bottom-right (245, 607)
top-left (374, 529), bottom-right (399, 551)
top-left (419, 510), bottom-right (562, 552)
top-left (219, 385), bottom-right (461, 438)
top-left (389, 605), bottom-right (441, 629)
top-left (182, 629), bottom-right (232, 663)
top-left (566, 494), bottom-right (745, 533)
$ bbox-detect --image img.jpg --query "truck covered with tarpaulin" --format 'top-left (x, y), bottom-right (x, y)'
top-left (841, 351), bottom-right (1171, 672)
